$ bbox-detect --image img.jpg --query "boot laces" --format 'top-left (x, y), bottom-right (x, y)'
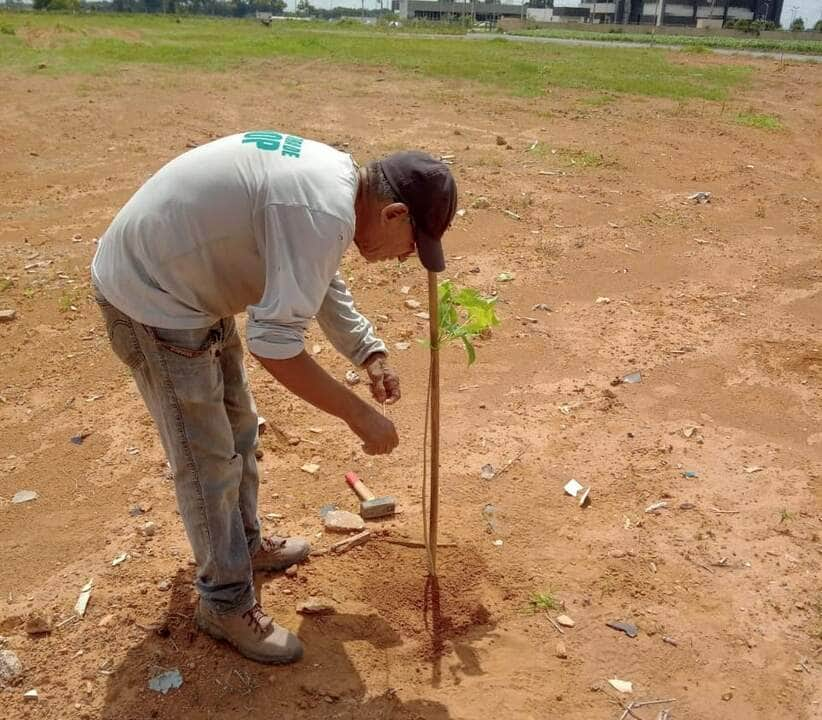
top-left (260, 536), bottom-right (287, 554)
top-left (242, 603), bottom-right (272, 634)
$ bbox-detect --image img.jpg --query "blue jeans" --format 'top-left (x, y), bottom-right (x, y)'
top-left (95, 288), bottom-right (260, 615)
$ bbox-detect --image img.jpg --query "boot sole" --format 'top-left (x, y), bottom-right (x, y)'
top-left (195, 608), bottom-right (303, 665)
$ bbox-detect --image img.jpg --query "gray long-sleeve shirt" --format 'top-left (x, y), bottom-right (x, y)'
top-left (91, 132), bottom-right (385, 365)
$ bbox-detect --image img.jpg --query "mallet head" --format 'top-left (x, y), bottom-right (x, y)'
top-left (360, 496), bottom-right (396, 520)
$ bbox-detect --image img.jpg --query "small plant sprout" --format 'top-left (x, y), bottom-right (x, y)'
top-left (529, 592), bottom-right (561, 613)
top-left (434, 280), bottom-right (499, 365)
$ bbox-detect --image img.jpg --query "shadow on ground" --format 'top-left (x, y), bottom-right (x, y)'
top-left (99, 566), bottom-right (490, 720)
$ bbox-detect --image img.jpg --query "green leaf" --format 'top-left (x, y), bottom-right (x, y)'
top-left (433, 280), bottom-right (500, 365)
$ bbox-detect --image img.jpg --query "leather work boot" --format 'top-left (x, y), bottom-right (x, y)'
top-left (196, 601), bottom-right (303, 664)
top-left (251, 535), bottom-right (311, 572)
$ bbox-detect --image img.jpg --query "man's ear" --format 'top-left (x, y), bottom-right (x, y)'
top-left (381, 202), bottom-right (409, 224)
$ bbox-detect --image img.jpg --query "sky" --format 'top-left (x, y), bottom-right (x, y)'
top-left (779, 0), bottom-right (822, 25)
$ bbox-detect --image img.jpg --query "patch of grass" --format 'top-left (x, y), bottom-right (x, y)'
top-left (0, 12), bottom-right (751, 101)
top-left (681, 44), bottom-right (710, 54)
top-left (0, 277), bottom-right (13, 292)
top-left (57, 288), bottom-right (81, 313)
top-left (735, 111), bottom-right (782, 130)
top-left (580, 92), bottom-right (616, 107)
top-left (559, 147), bottom-right (614, 168)
top-left (528, 591), bottom-right (561, 613)
top-left (514, 26), bottom-right (822, 55)
top-left (0, 21), bottom-right (14, 36)
top-left (779, 508), bottom-right (795, 523)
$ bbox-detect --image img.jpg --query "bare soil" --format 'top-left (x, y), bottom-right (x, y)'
top-left (0, 53), bottom-right (820, 720)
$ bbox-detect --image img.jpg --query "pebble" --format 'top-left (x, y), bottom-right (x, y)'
top-left (140, 522), bottom-right (156, 537)
top-left (471, 196), bottom-right (491, 209)
top-left (323, 510), bottom-right (365, 533)
top-left (555, 614), bottom-right (576, 628)
top-left (555, 641), bottom-right (567, 659)
top-left (0, 309), bottom-right (16, 322)
top-left (255, 448), bottom-right (264, 459)
top-left (0, 649), bottom-right (23, 685)
top-left (344, 370), bottom-right (360, 386)
top-left (11, 490), bottom-right (38, 504)
top-left (157, 580), bottom-right (171, 592)
top-left (23, 689), bottom-right (38, 701)
top-left (495, 135), bottom-right (507, 146)
top-left (722, 691), bottom-right (733, 701)
top-left (404, 299), bottom-right (421, 310)
top-left (284, 565), bottom-right (298, 577)
top-left (98, 614), bottom-right (115, 628)
top-left (296, 596), bottom-right (336, 615)
top-left (25, 612), bottom-right (52, 636)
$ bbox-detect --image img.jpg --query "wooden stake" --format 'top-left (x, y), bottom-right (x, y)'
top-left (426, 270), bottom-right (440, 577)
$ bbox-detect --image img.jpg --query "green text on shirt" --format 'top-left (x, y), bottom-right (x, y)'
top-left (242, 132), bottom-right (303, 159)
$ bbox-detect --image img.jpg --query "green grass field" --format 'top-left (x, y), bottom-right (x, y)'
top-left (0, 12), bottom-right (753, 100)
top-left (511, 26), bottom-right (822, 55)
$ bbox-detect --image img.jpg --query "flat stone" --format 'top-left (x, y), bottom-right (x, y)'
top-left (11, 490), bottom-right (38, 504)
top-left (25, 612), bottom-right (52, 636)
top-left (296, 596), bottom-right (336, 615)
top-left (23, 688), bottom-right (38, 701)
top-left (404, 299), bottom-right (421, 310)
top-left (323, 510), bottom-right (365, 533)
top-left (555, 614), bottom-right (575, 628)
top-left (0, 649), bottom-right (23, 686)
top-left (0, 309), bottom-right (16, 322)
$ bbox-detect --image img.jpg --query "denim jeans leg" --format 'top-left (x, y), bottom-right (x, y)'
top-left (219, 317), bottom-right (262, 555)
top-left (94, 290), bottom-right (255, 615)
top-left (140, 324), bottom-right (256, 615)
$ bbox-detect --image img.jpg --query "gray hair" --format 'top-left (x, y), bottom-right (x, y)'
top-left (367, 160), bottom-right (402, 204)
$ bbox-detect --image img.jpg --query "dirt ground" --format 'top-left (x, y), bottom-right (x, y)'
top-left (1, 50), bottom-right (821, 720)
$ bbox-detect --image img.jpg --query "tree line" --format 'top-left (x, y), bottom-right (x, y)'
top-left (27, 0), bottom-right (396, 18)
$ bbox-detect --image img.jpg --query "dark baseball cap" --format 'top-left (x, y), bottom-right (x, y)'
top-left (379, 151), bottom-right (458, 273)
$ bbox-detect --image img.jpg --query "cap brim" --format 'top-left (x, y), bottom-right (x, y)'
top-left (416, 230), bottom-right (446, 273)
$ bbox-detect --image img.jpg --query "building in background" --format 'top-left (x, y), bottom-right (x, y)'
top-left (397, 0), bottom-right (526, 22)
top-left (527, 0), bottom-right (786, 26)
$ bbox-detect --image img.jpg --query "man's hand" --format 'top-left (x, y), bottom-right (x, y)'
top-left (349, 405), bottom-right (399, 456)
top-left (254, 350), bottom-right (398, 455)
top-left (363, 352), bottom-right (401, 405)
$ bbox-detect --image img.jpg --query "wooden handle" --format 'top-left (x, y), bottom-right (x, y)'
top-left (427, 271), bottom-right (440, 577)
top-left (345, 471), bottom-right (375, 502)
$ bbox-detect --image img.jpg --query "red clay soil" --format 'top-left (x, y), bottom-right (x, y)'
top-left (0, 52), bottom-right (820, 720)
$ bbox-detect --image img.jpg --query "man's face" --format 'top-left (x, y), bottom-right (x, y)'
top-left (355, 202), bottom-right (416, 264)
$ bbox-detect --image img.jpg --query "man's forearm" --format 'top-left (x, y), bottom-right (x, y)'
top-left (253, 350), bottom-right (371, 430)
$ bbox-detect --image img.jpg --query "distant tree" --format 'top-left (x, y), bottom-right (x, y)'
top-left (295, 0), bottom-right (315, 16)
top-left (33, 0), bottom-right (50, 8)
top-left (45, 0), bottom-right (81, 9)
top-left (815, 19), bottom-right (822, 32)
top-left (790, 17), bottom-right (804, 31)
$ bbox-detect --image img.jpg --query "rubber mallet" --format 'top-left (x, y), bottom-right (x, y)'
top-left (344, 472), bottom-right (395, 520)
